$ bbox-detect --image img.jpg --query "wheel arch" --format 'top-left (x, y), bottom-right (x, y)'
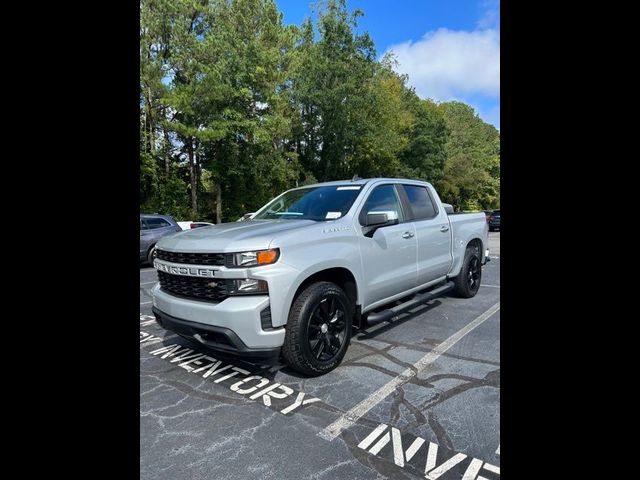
top-left (292, 267), bottom-right (359, 310)
top-left (449, 236), bottom-right (485, 278)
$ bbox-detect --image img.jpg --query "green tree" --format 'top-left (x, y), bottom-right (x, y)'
top-left (398, 95), bottom-right (449, 184)
top-left (290, 0), bottom-right (377, 181)
top-left (438, 101), bottom-right (500, 210)
top-left (139, 0), bottom-right (500, 221)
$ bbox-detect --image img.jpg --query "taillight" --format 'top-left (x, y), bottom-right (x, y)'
top-left (190, 223), bottom-right (196, 229)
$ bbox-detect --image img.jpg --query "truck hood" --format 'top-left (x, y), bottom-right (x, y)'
top-left (156, 219), bottom-right (317, 253)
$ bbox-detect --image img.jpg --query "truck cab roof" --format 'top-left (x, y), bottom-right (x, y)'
top-left (299, 177), bottom-right (433, 189)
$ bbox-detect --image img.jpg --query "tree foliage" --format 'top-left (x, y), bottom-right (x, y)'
top-left (140, 0), bottom-right (500, 221)
top-left (437, 102), bottom-right (500, 210)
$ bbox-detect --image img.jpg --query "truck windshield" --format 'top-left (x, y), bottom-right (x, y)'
top-left (253, 186), bottom-right (362, 221)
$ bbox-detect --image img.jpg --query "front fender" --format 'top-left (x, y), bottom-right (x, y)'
top-left (268, 234), bottom-right (362, 328)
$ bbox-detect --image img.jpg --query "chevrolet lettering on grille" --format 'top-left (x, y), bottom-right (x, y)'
top-left (154, 259), bottom-right (218, 278)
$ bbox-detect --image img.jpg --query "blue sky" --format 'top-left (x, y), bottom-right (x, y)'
top-left (276, 0), bottom-right (500, 129)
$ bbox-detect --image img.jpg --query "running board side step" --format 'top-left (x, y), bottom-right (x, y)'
top-left (365, 281), bottom-right (455, 326)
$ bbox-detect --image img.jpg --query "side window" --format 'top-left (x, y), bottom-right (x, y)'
top-left (359, 185), bottom-right (402, 225)
top-left (146, 217), bottom-right (171, 229)
top-left (140, 219), bottom-right (149, 230)
top-left (403, 185), bottom-right (437, 220)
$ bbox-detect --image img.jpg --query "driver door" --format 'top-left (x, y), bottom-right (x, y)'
top-left (356, 184), bottom-right (417, 309)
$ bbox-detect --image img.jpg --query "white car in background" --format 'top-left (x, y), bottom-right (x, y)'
top-left (236, 212), bottom-right (256, 222)
top-left (177, 221), bottom-right (215, 230)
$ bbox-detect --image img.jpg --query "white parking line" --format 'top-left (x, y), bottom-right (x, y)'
top-left (496, 444), bottom-right (500, 455)
top-left (319, 302), bottom-right (501, 441)
top-left (481, 284), bottom-right (500, 288)
top-left (140, 268), bottom-right (155, 272)
top-left (140, 281), bottom-right (157, 286)
top-left (140, 301), bottom-right (152, 305)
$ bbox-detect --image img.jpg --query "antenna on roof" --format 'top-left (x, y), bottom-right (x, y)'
top-left (351, 174), bottom-right (361, 182)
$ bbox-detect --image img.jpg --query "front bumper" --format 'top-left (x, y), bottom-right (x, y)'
top-left (151, 284), bottom-right (286, 353)
top-left (152, 307), bottom-right (282, 359)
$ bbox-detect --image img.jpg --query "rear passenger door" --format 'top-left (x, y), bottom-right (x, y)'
top-left (399, 184), bottom-right (453, 287)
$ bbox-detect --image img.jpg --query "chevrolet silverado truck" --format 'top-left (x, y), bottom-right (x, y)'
top-left (151, 178), bottom-right (489, 376)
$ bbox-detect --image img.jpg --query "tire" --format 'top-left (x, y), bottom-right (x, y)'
top-left (282, 281), bottom-right (353, 376)
top-left (146, 245), bottom-right (156, 266)
top-left (452, 244), bottom-right (482, 298)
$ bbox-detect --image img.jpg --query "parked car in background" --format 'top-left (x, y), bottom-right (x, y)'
top-left (140, 214), bottom-right (182, 265)
top-left (178, 221), bottom-right (215, 230)
top-left (488, 209), bottom-right (501, 231)
top-left (236, 212), bottom-right (256, 222)
top-left (189, 222), bottom-right (215, 229)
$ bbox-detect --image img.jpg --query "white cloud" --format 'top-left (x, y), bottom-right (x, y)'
top-left (385, 28), bottom-right (500, 101)
top-left (477, 0), bottom-right (500, 29)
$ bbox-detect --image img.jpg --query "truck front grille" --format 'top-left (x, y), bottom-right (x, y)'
top-left (158, 271), bottom-right (229, 303)
top-left (155, 249), bottom-right (229, 266)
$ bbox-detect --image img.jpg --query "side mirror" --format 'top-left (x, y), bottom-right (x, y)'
top-left (365, 210), bottom-right (399, 227)
top-left (442, 203), bottom-right (454, 214)
top-left (242, 213), bottom-right (254, 221)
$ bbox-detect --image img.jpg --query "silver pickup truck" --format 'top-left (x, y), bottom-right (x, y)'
top-left (151, 178), bottom-right (489, 375)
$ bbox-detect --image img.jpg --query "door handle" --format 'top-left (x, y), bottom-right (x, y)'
top-left (440, 225), bottom-right (449, 232)
top-left (402, 231), bottom-right (414, 239)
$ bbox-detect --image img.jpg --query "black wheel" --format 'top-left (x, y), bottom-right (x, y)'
top-left (282, 281), bottom-right (353, 376)
top-left (453, 244), bottom-right (482, 298)
top-left (146, 245), bottom-right (156, 266)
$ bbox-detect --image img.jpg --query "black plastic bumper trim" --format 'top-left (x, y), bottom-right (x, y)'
top-left (152, 307), bottom-right (281, 359)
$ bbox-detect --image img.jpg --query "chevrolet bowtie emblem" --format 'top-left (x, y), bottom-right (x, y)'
top-left (207, 281), bottom-right (218, 288)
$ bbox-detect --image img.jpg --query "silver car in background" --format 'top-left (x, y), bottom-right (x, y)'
top-left (140, 214), bottom-right (182, 265)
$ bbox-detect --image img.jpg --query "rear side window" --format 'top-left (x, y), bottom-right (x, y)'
top-left (145, 217), bottom-right (171, 229)
top-left (359, 185), bottom-right (403, 225)
top-left (402, 185), bottom-right (437, 220)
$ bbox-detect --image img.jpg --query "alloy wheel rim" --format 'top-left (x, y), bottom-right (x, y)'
top-left (307, 295), bottom-right (347, 362)
top-left (468, 256), bottom-right (480, 290)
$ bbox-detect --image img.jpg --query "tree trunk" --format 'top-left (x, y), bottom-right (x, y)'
top-left (143, 85), bottom-right (155, 157)
top-left (216, 184), bottom-right (222, 224)
top-left (163, 122), bottom-right (171, 174)
top-left (188, 137), bottom-right (198, 216)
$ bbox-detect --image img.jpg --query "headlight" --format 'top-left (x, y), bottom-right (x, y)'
top-left (225, 278), bottom-right (268, 295)
top-left (229, 248), bottom-right (279, 267)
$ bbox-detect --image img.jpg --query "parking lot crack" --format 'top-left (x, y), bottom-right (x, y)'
top-left (419, 368), bottom-right (500, 412)
top-left (427, 410), bottom-right (454, 451)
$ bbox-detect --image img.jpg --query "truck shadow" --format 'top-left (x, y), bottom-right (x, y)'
top-left (143, 299), bottom-right (446, 381)
top-left (274, 301), bottom-right (445, 379)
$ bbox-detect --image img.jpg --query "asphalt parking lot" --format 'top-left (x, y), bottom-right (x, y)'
top-left (140, 232), bottom-right (500, 479)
